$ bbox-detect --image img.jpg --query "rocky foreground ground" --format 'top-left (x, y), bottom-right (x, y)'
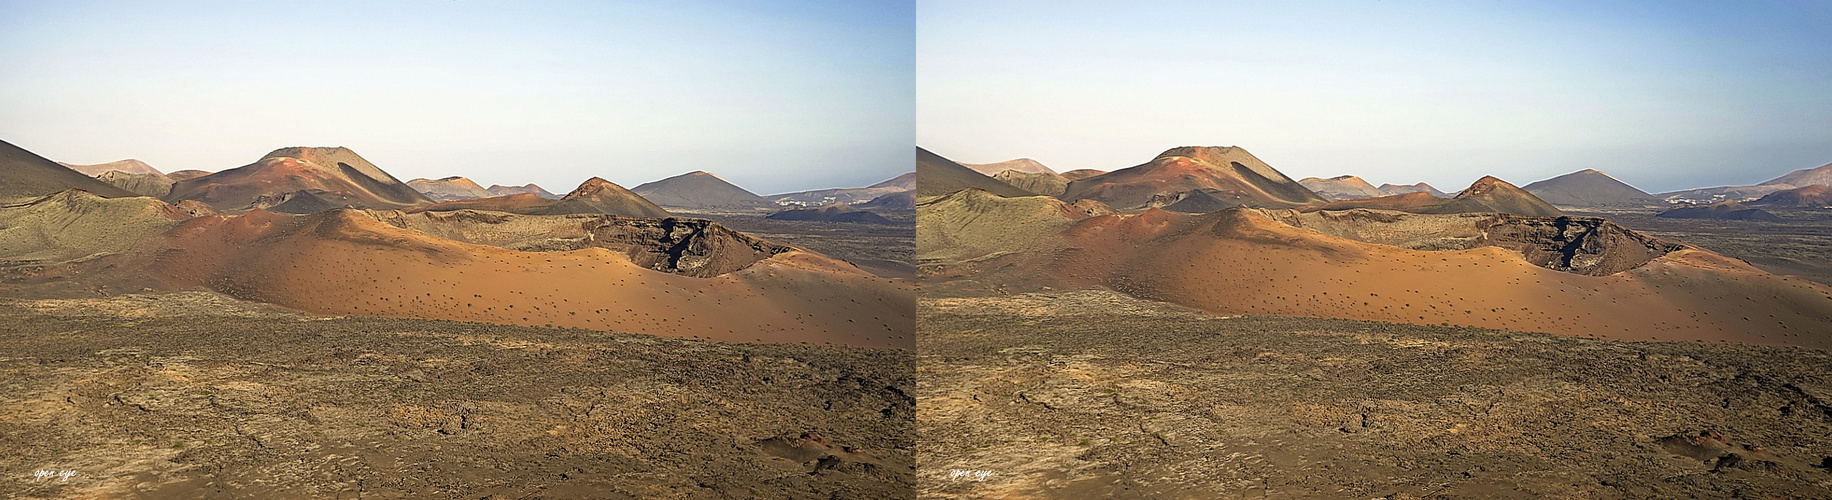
top-left (0, 292), bottom-right (912, 499)
top-left (918, 290), bottom-right (1832, 499)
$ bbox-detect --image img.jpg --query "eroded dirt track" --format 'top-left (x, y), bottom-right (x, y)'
top-left (918, 290), bottom-right (1832, 499)
top-left (0, 292), bottom-right (912, 499)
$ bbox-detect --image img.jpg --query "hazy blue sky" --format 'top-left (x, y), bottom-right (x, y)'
top-left (919, 1), bottom-right (1832, 193)
top-left (0, 0), bottom-right (913, 195)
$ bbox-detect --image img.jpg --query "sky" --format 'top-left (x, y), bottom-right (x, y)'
top-left (0, 0), bottom-right (913, 196)
top-left (918, 0), bottom-right (1832, 194)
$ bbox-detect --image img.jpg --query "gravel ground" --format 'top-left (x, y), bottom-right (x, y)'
top-left (918, 290), bottom-right (1832, 499)
top-left (0, 292), bottom-right (913, 499)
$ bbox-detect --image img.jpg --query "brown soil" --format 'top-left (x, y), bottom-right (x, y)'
top-left (363, 210), bottom-right (795, 277)
top-left (115, 210), bottom-right (912, 348)
top-left (1268, 209), bottom-right (1686, 276)
top-left (917, 290), bottom-right (1832, 499)
top-left (922, 202), bottom-right (1832, 349)
top-left (0, 292), bottom-right (912, 499)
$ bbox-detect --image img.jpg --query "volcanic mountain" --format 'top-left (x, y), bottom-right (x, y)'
top-left (408, 176), bottom-right (494, 201)
top-left (167, 170), bottom-right (213, 181)
top-left (1761, 161), bottom-right (1832, 188)
top-left (164, 147), bottom-right (433, 211)
top-left (1, 139), bottom-right (137, 200)
top-left (1658, 185), bottom-right (1790, 204)
top-left (96, 171), bottom-right (175, 197)
top-left (413, 178), bottom-right (670, 218)
top-left (766, 203), bottom-right (891, 224)
top-left (1058, 146), bottom-right (1327, 210)
top-left (920, 196), bottom-right (1832, 349)
top-left (871, 171), bottom-right (917, 190)
top-left (631, 171), bottom-right (774, 210)
top-left (916, 147), bottom-right (1033, 198)
top-left (769, 172), bottom-right (915, 206)
top-left (964, 158), bottom-right (1055, 176)
top-left (0, 189), bottom-right (209, 266)
top-left (1299, 175), bottom-right (1388, 200)
top-left (3, 202), bottom-right (910, 346)
top-left (1657, 201), bottom-right (1783, 221)
top-left (993, 170), bottom-right (1071, 197)
top-left (1306, 176), bottom-right (1564, 217)
top-left (58, 159), bottom-right (161, 177)
top-left (1655, 161), bottom-right (1832, 203)
top-left (916, 189), bottom-right (1114, 265)
top-left (407, 193), bottom-right (556, 215)
top-left (1522, 169), bottom-right (1662, 207)
top-left (856, 191), bottom-right (915, 210)
top-left (1751, 185), bottom-right (1832, 207)
top-left (1060, 169), bottom-right (1106, 181)
top-left (486, 183), bottom-right (560, 199)
top-left (1377, 182), bottom-right (1448, 197)
top-left (544, 177), bottom-right (672, 217)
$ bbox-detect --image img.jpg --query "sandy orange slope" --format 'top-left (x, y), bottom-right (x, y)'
top-left (927, 204), bottom-right (1832, 349)
top-left (137, 209), bottom-right (911, 347)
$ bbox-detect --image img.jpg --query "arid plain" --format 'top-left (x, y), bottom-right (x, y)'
top-left (2, 138), bottom-right (918, 498)
top-left (916, 145), bottom-right (1832, 498)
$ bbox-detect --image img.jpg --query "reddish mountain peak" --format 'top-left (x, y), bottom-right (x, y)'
top-left (260, 146), bottom-right (353, 160)
top-left (1155, 146), bottom-right (1242, 163)
top-left (565, 177), bottom-right (628, 199)
top-left (1460, 176), bottom-right (1512, 197)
